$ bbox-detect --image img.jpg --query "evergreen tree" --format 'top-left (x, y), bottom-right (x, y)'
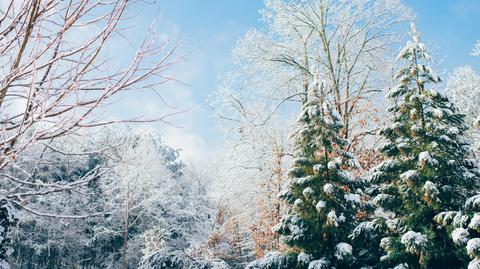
top-left (264, 66), bottom-right (364, 269)
top-left (364, 24), bottom-right (479, 268)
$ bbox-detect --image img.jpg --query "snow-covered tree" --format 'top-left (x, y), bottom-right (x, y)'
top-left (97, 131), bottom-right (213, 268)
top-left (8, 144), bottom-right (112, 268)
top-left (210, 1), bottom-right (412, 262)
top-left (363, 25), bottom-right (479, 268)
top-left (471, 40), bottom-right (480, 128)
top-left (445, 38), bottom-right (480, 152)
top-left (210, 0), bottom-right (412, 177)
top-left (249, 67), bottom-right (365, 269)
top-left (8, 130), bottom-right (214, 268)
top-left (445, 66), bottom-right (480, 131)
top-left (0, 1), bottom-right (179, 267)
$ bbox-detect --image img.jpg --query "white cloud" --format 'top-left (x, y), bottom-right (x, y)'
top-left (162, 127), bottom-right (208, 162)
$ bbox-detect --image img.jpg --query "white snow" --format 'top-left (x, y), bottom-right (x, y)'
top-left (431, 108), bottom-right (444, 119)
top-left (307, 106), bottom-right (322, 118)
top-left (334, 242), bottom-right (352, 260)
top-left (386, 219), bottom-right (400, 232)
top-left (466, 195), bottom-right (480, 211)
top-left (303, 187), bottom-right (314, 198)
top-left (296, 176), bottom-right (316, 185)
top-left (392, 263), bottom-right (409, 269)
top-left (475, 115), bottom-right (480, 128)
top-left (313, 164), bottom-right (323, 174)
top-left (327, 161), bottom-right (337, 170)
top-left (400, 170), bottom-right (417, 181)
top-left (294, 199), bottom-right (304, 208)
top-left (246, 252), bottom-right (286, 269)
top-left (290, 223), bottom-right (305, 240)
top-left (308, 258), bottom-right (329, 269)
top-left (418, 151), bottom-right (438, 167)
top-left (401, 231), bottom-right (427, 254)
top-left (323, 183), bottom-right (334, 195)
top-left (453, 213), bottom-right (471, 228)
top-left (344, 193), bottom-right (362, 204)
top-left (447, 127), bottom-right (460, 135)
top-left (372, 194), bottom-right (394, 208)
top-left (468, 258), bottom-right (480, 269)
top-left (327, 210), bottom-right (339, 227)
top-left (439, 135), bottom-right (451, 142)
top-left (469, 214), bottom-right (480, 232)
top-left (0, 260), bottom-right (11, 269)
top-left (297, 252), bottom-right (312, 264)
top-left (380, 237), bottom-right (392, 251)
top-left (452, 227), bottom-right (470, 245)
top-left (350, 221), bottom-right (381, 239)
top-left (422, 181), bottom-right (439, 197)
top-left (411, 124), bottom-right (422, 133)
top-left (316, 200), bottom-right (326, 212)
top-left (397, 142), bottom-right (408, 150)
top-left (467, 238), bottom-right (480, 258)
top-left (338, 213), bottom-right (346, 223)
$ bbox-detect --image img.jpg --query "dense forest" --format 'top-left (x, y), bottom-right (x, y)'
top-left (1, 0), bottom-right (480, 269)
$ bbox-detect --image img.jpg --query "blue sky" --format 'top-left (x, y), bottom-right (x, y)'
top-left (121, 0), bottom-right (480, 160)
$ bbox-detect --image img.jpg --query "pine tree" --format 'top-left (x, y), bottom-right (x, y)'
top-left (366, 24), bottom-right (479, 268)
top-left (268, 66), bottom-right (364, 269)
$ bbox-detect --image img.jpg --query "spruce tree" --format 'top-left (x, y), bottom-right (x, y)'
top-left (271, 66), bottom-right (364, 269)
top-left (366, 25), bottom-right (479, 268)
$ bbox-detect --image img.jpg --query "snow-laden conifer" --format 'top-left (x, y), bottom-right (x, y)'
top-left (358, 24), bottom-right (479, 268)
top-left (262, 66), bottom-right (365, 269)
